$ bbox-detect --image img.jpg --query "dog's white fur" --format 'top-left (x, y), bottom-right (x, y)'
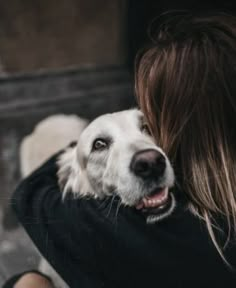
top-left (21, 114), bottom-right (88, 177)
top-left (58, 109), bottom-right (175, 223)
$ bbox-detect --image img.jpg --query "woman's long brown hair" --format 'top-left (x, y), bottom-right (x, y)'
top-left (135, 12), bottom-right (236, 263)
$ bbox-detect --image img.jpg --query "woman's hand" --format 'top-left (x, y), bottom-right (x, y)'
top-left (14, 272), bottom-right (54, 288)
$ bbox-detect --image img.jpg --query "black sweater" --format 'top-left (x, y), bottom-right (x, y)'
top-left (12, 152), bottom-right (236, 288)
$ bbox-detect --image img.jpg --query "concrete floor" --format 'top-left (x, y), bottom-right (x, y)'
top-left (0, 209), bottom-right (40, 286)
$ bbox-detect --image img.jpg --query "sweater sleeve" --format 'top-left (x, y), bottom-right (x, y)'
top-left (11, 151), bottom-right (106, 288)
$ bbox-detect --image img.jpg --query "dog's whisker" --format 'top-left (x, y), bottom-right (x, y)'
top-left (97, 196), bottom-right (111, 209)
top-left (114, 199), bottom-right (122, 222)
top-left (106, 194), bottom-right (117, 218)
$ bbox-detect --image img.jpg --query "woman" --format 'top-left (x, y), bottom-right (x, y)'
top-left (4, 12), bottom-right (236, 288)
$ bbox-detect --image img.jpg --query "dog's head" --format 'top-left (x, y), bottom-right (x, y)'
top-left (58, 109), bottom-right (175, 223)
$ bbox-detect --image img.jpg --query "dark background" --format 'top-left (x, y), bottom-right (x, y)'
top-left (127, 0), bottom-right (236, 69)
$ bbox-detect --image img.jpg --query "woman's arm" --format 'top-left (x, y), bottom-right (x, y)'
top-left (12, 151), bottom-right (105, 288)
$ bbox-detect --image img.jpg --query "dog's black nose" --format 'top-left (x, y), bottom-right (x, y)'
top-left (130, 149), bottom-right (166, 179)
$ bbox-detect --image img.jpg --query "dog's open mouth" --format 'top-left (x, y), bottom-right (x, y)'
top-left (135, 187), bottom-right (174, 217)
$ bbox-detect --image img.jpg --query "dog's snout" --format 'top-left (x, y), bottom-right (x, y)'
top-left (130, 149), bottom-right (166, 179)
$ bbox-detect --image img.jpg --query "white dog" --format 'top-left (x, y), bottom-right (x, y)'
top-left (58, 109), bottom-right (175, 224)
top-left (20, 109), bottom-right (175, 288)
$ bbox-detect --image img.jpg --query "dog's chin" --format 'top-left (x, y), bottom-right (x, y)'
top-left (135, 187), bottom-right (176, 224)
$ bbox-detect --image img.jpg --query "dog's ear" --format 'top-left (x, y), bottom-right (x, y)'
top-left (57, 144), bottom-right (94, 199)
top-left (57, 145), bottom-right (80, 199)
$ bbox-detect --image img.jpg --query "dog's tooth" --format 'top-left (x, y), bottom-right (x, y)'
top-left (143, 198), bottom-right (148, 207)
top-left (149, 200), bottom-right (154, 207)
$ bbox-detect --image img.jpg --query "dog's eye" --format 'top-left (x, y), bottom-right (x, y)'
top-left (92, 139), bottom-right (108, 151)
top-left (141, 123), bottom-right (151, 135)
